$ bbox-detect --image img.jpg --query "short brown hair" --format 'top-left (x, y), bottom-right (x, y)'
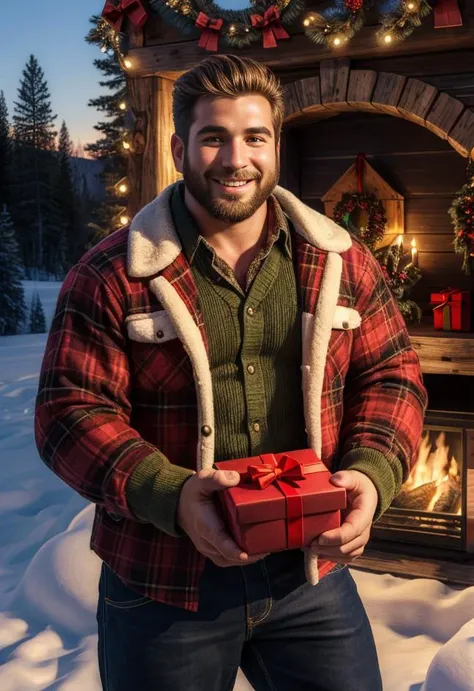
top-left (172, 54), bottom-right (284, 145)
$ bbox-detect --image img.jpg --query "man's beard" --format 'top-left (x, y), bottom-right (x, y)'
top-left (182, 154), bottom-right (280, 223)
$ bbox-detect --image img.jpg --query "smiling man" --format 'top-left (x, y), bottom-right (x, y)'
top-left (35, 55), bottom-right (427, 691)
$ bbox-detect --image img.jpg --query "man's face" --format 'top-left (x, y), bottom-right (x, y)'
top-left (173, 94), bottom-right (280, 223)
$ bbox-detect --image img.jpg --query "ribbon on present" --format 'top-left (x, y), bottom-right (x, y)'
top-left (244, 453), bottom-right (325, 549)
top-left (431, 288), bottom-right (461, 331)
top-left (434, 0), bottom-right (462, 29)
top-left (102, 0), bottom-right (148, 32)
top-left (250, 5), bottom-right (290, 49)
top-left (196, 13), bottom-right (223, 52)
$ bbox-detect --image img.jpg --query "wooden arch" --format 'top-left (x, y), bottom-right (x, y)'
top-left (283, 60), bottom-right (474, 159)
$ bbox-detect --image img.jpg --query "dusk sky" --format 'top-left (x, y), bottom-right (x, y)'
top-left (1, 0), bottom-right (248, 155)
top-left (1, 1), bottom-right (120, 153)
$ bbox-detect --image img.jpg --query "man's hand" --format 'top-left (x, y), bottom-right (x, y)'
top-left (310, 470), bottom-right (378, 563)
top-left (177, 468), bottom-right (269, 567)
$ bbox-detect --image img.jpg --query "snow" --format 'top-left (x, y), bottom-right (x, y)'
top-left (1, 281), bottom-right (474, 690)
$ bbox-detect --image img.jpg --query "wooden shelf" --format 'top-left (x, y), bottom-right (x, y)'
top-left (408, 321), bottom-right (474, 376)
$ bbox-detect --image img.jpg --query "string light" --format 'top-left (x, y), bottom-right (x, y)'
top-left (122, 141), bottom-right (131, 151)
top-left (120, 215), bottom-right (130, 226)
top-left (101, 45), bottom-right (107, 53)
top-left (119, 102), bottom-right (127, 111)
top-left (384, 33), bottom-right (393, 43)
top-left (119, 183), bottom-right (128, 194)
top-left (124, 58), bottom-right (133, 69)
top-left (333, 36), bottom-right (342, 47)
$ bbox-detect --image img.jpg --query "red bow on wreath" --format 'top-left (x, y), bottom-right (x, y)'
top-left (195, 12), bottom-right (224, 52)
top-left (250, 5), bottom-right (290, 49)
top-left (102, 0), bottom-right (148, 32)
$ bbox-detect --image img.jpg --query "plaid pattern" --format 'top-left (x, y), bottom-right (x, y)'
top-left (35, 216), bottom-right (427, 612)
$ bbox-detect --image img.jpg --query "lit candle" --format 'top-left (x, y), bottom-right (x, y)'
top-left (411, 238), bottom-right (418, 267)
top-left (396, 234), bottom-right (403, 248)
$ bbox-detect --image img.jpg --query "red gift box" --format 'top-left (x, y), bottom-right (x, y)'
top-left (431, 288), bottom-right (471, 332)
top-left (215, 450), bottom-right (346, 555)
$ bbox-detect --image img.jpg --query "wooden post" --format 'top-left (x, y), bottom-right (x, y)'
top-left (127, 75), bottom-right (180, 218)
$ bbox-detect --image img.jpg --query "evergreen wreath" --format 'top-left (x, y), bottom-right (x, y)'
top-left (448, 159), bottom-right (474, 275)
top-left (333, 191), bottom-right (387, 251)
top-left (304, 0), bottom-right (432, 47)
top-left (149, 0), bottom-right (304, 50)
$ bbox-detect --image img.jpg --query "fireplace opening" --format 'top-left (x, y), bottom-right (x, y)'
top-left (372, 421), bottom-right (464, 549)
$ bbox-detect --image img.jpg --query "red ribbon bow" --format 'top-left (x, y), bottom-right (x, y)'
top-left (250, 5), bottom-right (290, 49)
top-left (196, 12), bottom-right (223, 52)
top-left (102, 0), bottom-right (148, 32)
top-left (246, 453), bottom-right (306, 548)
top-left (247, 453), bottom-right (305, 490)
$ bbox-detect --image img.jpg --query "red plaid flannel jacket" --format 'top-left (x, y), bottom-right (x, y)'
top-left (35, 186), bottom-right (427, 611)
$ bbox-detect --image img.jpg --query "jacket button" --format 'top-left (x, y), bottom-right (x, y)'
top-left (247, 364), bottom-right (255, 375)
top-left (201, 425), bottom-right (212, 437)
top-left (342, 321), bottom-right (349, 330)
top-left (156, 329), bottom-right (164, 339)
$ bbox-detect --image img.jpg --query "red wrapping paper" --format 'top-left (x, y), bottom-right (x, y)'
top-left (431, 289), bottom-right (471, 332)
top-left (215, 450), bottom-right (346, 555)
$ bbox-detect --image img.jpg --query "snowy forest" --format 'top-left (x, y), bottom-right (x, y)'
top-left (0, 17), bottom-right (128, 336)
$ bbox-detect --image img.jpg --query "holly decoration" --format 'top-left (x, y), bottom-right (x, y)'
top-left (448, 159), bottom-right (474, 275)
top-left (333, 192), bottom-right (387, 251)
top-left (149, 0), bottom-right (303, 51)
top-left (374, 238), bottom-right (422, 324)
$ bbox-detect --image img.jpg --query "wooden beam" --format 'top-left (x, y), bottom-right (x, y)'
top-left (448, 108), bottom-right (474, 158)
top-left (320, 59), bottom-right (351, 111)
top-left (127, 76), bottom-right (179, 217)
top-left (126, 24), bottom-right (474, 79)
top-left (397, 78), bottom-right (438, 126)
top-left (424, 92), bottom-right (465, 140)
top-left (371, 72), bottom-right (407, 117)
top-left (346, 69), bottom-right (378, 111)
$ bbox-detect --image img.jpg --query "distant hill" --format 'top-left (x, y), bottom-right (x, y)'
top-left (69, 157), bottom-right (106, 201)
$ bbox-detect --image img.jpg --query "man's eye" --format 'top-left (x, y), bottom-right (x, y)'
top-left (203, 136), bottom-right (223, 143)
top-left (247, 137), bottom-right (265, 143)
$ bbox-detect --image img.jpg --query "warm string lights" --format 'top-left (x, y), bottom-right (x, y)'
top-left (303, 0), bottom-right (432, 49)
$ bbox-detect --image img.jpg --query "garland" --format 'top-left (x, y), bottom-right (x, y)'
top-left (148, 0), bottom-right (304, 51)
top-left (304, 0), bottom-right (432, 47)
top-left (448, 159), bottom-right (474, 275)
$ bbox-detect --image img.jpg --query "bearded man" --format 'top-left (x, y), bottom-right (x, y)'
top-left (35, 54), bottom-right (427, 691)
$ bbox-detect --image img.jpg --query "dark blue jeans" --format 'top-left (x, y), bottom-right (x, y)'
top-left (97, 550), bottom-right (382, 691)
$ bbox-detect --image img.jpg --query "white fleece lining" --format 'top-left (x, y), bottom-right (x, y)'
top-left (125, 310), bottom-right (178, 344)
top-left (303, 252), bottom-right (343, 586)
top-left (127, 182), bottom-right (352, 278)
top-left (149, 276), bottom-right (215, 472)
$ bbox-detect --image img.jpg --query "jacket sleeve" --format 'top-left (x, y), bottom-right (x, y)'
top-left (34, 262), bottom-right (192, 533)
top-left (337, 245), bottom-right (428, 520)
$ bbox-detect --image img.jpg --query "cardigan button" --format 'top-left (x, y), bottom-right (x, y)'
top-left (201, 425), bottom-right (212, 437)
top-left (156, 329), bottom-right (164, 339)
top-left (342, 321), bottom-right (350, 330)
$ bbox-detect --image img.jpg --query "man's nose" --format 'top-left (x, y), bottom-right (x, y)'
top-left (219, 139), bottom-right (248, 170)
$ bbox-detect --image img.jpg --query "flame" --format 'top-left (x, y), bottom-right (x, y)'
top-left (402, 431), bottom-right (461, 514)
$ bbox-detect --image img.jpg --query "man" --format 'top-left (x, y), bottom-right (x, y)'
top-left (35, 55), bottom-right (427, 690)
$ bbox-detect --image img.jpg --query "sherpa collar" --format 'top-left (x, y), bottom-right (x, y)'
top-left (128, 181), bottom-right (352, 278)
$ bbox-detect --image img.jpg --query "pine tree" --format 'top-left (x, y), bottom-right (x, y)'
top-left (85, 17), bottom-right (128, 245)
top-left (0, 92), bottom-right (12, 209)
top-left (0, 206), bottom-right (27, 335)
top-left (12, 55), bottom-right (61, 275)
top-left (29, 292), bottom-right (47, 334)
top-left (13, 55), bottom-right (57, 150)
top-left (55, 120), bottom-right (78, 269)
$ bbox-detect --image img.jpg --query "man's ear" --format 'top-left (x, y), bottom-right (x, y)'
top-left (171, 133), bottom-right (184, 174)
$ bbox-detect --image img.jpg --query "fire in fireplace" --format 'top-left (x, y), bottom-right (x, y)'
top-left (371, 410), bottom-right (474, 552)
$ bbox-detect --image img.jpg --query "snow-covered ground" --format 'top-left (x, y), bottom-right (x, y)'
top-left (1, 281), bottom-right (473, 690)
